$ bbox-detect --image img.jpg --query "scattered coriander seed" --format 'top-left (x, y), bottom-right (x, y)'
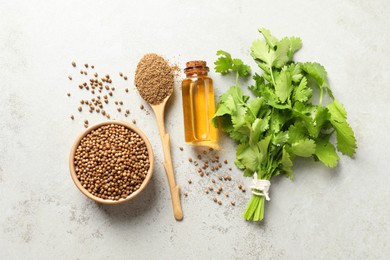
top-left (89, 109), bottom-right (92, 113)
top-left (218, 176), bottom-right (223, 181)
top-left (224, 159), bottom-right (228, 164)
top-left (67, 93), bottom-right (71, 97)
top-left (91, 65), bottom-right (94, 69)
top-left (188, 179), bottom-right (192, 184)
top-left (80, 70), bottom-right (83, 74)
top-left (231, 201), bottom-right (235, 206)
top-left (204, 189), bottom-right (209, 194)
top-left (242, 188), bottom-right (246, 193)
top-left (101, 110), bottom-right (106, 116)
top-left (225, 193), bottom-right (229, 197)
top-left (106, 114), bottom-right (111, 119)
top-left (96, 108), bottom-right (100, 113)
top-left (70, 115), bottom-right (74, 120)
top-left (115, 101), bottom-right (119, 105)
top-left (217, 200), bottom-right (222, 205)
top-left (208, 186), bottom-right (213, 191)
top-left (94, 72), bottom-right (98, 77)
top-left (188, 157), bottom-right (193, 162)
top-left (72, 61), bottom-right (76, 67)
top-left (132, 119), bottom-right (136, 124)
top-left (84, 71), bottom-right (87, 75)
top-left (124, 114), bottom-right (128, 117)
top-left (211, 179), bottom-right (215, 183)
top-left (238, 184), bottom-right (242, 190)
top-left (213, 197), bottom-right (217, 203)
top-left (140, 104), bottom-right (144, 110)
top-left (229, 167), bottom-right (232, 171)
top-left (78, 107), bottom-right (82, 112)
top-left (84, 123), bottom-right (88, 128)
top-left (125, 88), bottom-right (129, 93)
top-left (119, 72), bottom-right (123, 77)
top-left (125, 109), bottom-right (130, 114)
top-left (109, 91), bottom-right (113, 96)
top-left (184, 192), bottom-right (188, 197)
top-left (179, 147), bottom-right (183, 151)
top-left (124, 76), bottom-right (128, 80)
top-left (84, 63), bottom-right (88, 68)
top-left (197, 154), bottom-right (202, 160)
top-left (117, 107), bottom-right (122, 112)
top-left (199, 172), bottom-right (204, 177)
top-left (111, 87), bottom-right (115, 91)
top-left (84, 119), bottom-right (88, 124)
top-left (119, 101), bottom-right (123, 105)
top-left (68, 76), bottom-right (72, 80)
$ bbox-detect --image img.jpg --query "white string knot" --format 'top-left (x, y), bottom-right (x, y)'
top-left (250, 173), bottom-right (271, 201)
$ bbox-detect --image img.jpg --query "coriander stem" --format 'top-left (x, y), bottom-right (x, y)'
top-left (235, 71), bottom-right (239, 87)
top-left (319, 88), bottom-right (324, 106)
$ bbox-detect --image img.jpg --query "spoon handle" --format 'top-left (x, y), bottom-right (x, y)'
top-left (153, 104), bottom-right (183, 221)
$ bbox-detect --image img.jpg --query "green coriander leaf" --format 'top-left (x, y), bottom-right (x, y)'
top-left (258, 28), bottom-right (278, 49)
top-left (315, 139), bottom-right (340, 168)
top-left (273, 37), bottom-right (291, 68)
top-left (281, 146), bottom-right (293, 179)
top-left (272, 131), bottom-right (289, 146)
top-left (327, 100), bottom-right (357, 156)
top-left (288, 63), bottom-right (303, 83)
top-left (275, 70), bottom-right (292, 103)
top-left (291, 138), bottom-right (316, 157)
top-left (245, 97), bottom-right (265, 123)
top-left (215, 50), bottom-right (233, 74)
top-left (251, 39), bottom-right (274, 67)
top-left (229, 125), bottom-right (250, 143)
top-left (250, 118), bottom-right (264, 146)
top-left (287, 36), bottom-right (302, 60)
top-left (288, 122), bottom-right (307, 143)
top-left (293, 77), bottom-right (312, 102)
top-left (258, 135), bottom-right (271, 162)
top-left (236, 143), bottom-right (262, 172)
top-left (269, 109), bottom-right (288, 133)
top-left (302, 62), bottom-right (334, 99)
top-left (311, 106), bottom-right (330, 137)
top-left (232, 58), bottom-right (251, 77)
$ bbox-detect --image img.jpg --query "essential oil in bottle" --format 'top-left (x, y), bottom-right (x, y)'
top-left (181, 61), bottom-right (218, 148)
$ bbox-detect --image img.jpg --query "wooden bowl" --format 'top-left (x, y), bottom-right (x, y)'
top-left (69, 121), bottom-right (154, 204)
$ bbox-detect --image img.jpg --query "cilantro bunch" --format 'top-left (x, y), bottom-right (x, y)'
top-left (213, 28), bottom-right (357, 221)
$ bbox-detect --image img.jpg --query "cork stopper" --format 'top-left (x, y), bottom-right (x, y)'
top-left (186, 60), bottom-right (207, 68)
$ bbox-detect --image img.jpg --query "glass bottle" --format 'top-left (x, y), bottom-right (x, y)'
top-left (181, 61), bottom-right (218, 148)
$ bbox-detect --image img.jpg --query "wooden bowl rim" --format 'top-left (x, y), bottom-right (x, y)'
top-left (69, 120), bottom-right (154, 204)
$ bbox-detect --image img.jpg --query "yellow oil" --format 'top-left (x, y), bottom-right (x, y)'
top-left (182, 75), bottom-right (218, 148)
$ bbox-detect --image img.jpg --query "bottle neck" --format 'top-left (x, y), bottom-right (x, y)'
top-left (184, 66), bottom-right (209, 77)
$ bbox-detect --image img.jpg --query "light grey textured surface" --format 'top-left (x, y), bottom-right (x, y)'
top-left (1, 0), bottom-right (389, 259)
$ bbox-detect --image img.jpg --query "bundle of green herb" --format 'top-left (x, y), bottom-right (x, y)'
top-left (213, 28), bottom-right (357, 221)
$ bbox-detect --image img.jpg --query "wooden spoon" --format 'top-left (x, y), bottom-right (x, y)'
top-left (150, 96), bottom-right (183, 221)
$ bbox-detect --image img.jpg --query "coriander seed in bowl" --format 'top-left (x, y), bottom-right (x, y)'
top-left (69, 121), bottom-right (154, 204)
